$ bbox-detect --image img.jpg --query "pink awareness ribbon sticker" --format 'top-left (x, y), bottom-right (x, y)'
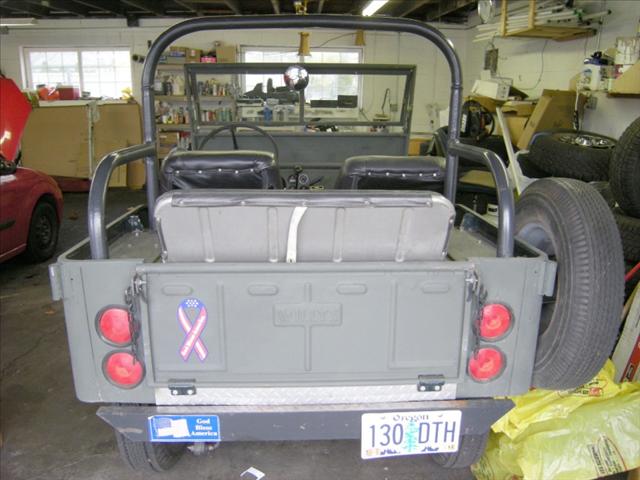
top-left (177, 298), bottom-right (208, 361)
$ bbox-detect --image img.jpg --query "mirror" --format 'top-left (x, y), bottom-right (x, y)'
top-left (284, 65), bottom-right (309, 91)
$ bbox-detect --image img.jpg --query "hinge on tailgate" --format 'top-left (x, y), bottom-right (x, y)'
top-left (417, 375), bottom-right (445, 392)
top-left (124, 274), bottom-right (146, 360)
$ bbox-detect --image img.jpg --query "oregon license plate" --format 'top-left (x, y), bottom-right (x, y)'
top-left (361, 410), bottom-right (461, 459)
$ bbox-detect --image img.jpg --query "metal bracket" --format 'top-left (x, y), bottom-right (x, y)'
top-left (169, 383), bottom-right (197, 396)
top-left (417, 375), bottom-right (445, 392)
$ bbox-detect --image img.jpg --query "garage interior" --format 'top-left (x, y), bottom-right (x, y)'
top-left (1, 1), bottom-right (639, 479)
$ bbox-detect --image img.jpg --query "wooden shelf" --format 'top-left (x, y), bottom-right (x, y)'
top-left (156, 124), bottom-right (190, 131)
top-left (155, 95), bottom-right (187, 101)
top-left (505, 25), bottom-right (596, 41)
top-left (157, 64), bottom-right (186, 70)
top-left (155, 95), bottom-right (233, 102)
top-left (499, 0), bottom-right (597, 42)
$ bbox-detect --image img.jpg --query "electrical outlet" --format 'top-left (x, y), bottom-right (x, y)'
top-left (390, 103), bottom-right (398, 112)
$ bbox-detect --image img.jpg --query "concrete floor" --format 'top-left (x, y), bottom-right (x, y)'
top-left (0, 189), bottom-right (474, 480)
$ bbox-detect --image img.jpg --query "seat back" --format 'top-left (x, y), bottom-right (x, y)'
top-left (154, 190), bottom-right (455, 263)
top-left (334, 155), bottom-right (446, 190)
top-left (160, 150), bottom-right (281, 192)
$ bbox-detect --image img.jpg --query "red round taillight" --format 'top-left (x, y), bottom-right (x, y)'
top-left (103, 351), bottom-right (144, 388)
top-left (96, 307), bottom-right (132, 346)
top-left (468, 347), bottom-right (505, 382)
top-left (479, 303), bottom-right (512, 340)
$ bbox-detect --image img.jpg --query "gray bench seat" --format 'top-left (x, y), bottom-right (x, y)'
top-left (154, 190), bottom-right (455, 263)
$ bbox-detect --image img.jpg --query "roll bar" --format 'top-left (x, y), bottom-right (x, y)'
top-left (88, 14), bottom-right (516, 259)
top-left (88, 143), bottom-right (156, 259)
top-left (140, 15), bottom-right (463, 228)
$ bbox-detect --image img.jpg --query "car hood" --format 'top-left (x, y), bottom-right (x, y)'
top-left (0, 78), bottom-right (32, 163)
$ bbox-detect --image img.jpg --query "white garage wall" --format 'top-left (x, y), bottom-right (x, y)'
top-left (463, 0), bottom-right (640, 138)
top-left (0, 18), bottom-right (469, 134)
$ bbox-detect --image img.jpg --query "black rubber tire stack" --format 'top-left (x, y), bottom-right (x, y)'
top-left (528, 132), bottom-right (615, 181)
top-left (516, 178), bottom-right (624, 389)
top-left (609, 117), bottom-right (640, 264)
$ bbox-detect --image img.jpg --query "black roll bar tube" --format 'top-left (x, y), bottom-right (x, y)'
top-left (88, 143), bottom-right (157, 259)
top-left (141, 15), bottom-right (464, 228)
top-left (448, 140), bottom-right (515, 257)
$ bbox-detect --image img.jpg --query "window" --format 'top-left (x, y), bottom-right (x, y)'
top-left (24, 48), bottom-right (132, 99)
top-left (241, 46), bottom-right (362, 101)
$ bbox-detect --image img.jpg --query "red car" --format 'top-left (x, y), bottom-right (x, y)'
top-left (0, 77), bottom-right (63, 262)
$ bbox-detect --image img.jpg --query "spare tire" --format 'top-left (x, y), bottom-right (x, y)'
top-left (516, 178), bottom-right (624, 389)
top-left (609, 117), bottom-right (640, 217)
top-left (528, 132), bottom-right (615, 181)
top-left (613, 208), bottom-right (640, 262)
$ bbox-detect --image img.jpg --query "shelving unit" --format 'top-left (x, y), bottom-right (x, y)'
top-left (498, 0), bottom-right (597, 41)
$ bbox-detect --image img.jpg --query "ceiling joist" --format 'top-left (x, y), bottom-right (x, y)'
top-left (0, 0), bottom-right (479, 22)
top-left (120, 0), bottom-right (164, 16)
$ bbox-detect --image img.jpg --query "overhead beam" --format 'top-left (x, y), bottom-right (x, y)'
top-left (270, 0), bottom-right (280, 14)
top-left (0, 1), bottom-right (49, 17)
top-left (223, 0), bottom-right (242, 15)
top-left (69, 0), bottom-right (125, 16)
top-left (25, 0), bottom-right (89, 16)
top-left (120, 0), bottom-right (165, 16)
top-left (425, 0), bottom-right (475, 21)
top-left (392, 0), bottom-right (435, 18)
top-left (350, 0), bottom-right (370, 15)
top-left (172, 0), bottom-right (199, 15)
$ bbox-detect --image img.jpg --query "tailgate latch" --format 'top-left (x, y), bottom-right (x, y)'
top-left (417, 375), bottom-right (445, 392)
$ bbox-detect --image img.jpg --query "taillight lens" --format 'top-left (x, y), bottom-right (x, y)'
top-left (468, 347), bottom-right (505, 382)
top-left (103, 351), bottom-right (144, 388)
top-left (479, 303), bottom-right (512, 340)
top-left (97, 307), bottom-right (132, 346)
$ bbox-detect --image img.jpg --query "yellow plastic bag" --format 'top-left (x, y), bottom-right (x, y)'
top-left (472, 361), bottom-right (640, 480)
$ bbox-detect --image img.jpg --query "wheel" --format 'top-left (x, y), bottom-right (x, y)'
top-left (613, 208), bottom-right (640, 262)
top-left (518, 152), bottom-right (549, 178)
top-left (528, 131), bottom-right (615, 181)
top-left (590, 181), bottom-right (616, 209)
top-left (430, 432), bottom-right (489, 469)
top-left (516, 178), bottom-right (624, 390)
top-left (115, 429), bottom-right (186, 472)
top-left (609, 117), bottom-right (640, 217)
top-left (24, 200), bottom-right (59, 262)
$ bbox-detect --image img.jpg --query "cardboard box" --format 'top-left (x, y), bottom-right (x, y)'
top-left (500, 115), bottom-right (529, 145)
top-left (187, 48), bottom-right (202, 63)
top-left (21, 102), bottom-right (142, 187)
top-left (216, 45), bottom-right (237, 63)
top-left (612, 291), bottom-right (640, 383)
top-left (610, 61), bottom-right (640, 95)
top-left (408, 136), bottom-right (430, 155)
top-left (157, 131), bottom-right (181, 158)
top-left (467, 95), bottom-right (503, 113)
top-left (516, 90), bottom-right (584, 150)
top-left (501, 100), bottom-right (535, 116)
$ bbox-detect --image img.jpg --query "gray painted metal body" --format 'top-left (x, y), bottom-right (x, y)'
top-left (54, 15), bottom-right (544, 448)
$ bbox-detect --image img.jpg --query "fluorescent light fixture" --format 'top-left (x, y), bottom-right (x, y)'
top-left (0, 18), bottom-right (37, 27)
top-left (362, 0), bottom-right (388, 16)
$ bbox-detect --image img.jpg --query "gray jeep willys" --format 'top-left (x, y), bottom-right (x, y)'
top-left (49, 14), bottom-right (624, 472)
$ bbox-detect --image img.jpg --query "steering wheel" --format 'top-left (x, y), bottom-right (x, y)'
top-left (196, 122), bottom-right (279, 163)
